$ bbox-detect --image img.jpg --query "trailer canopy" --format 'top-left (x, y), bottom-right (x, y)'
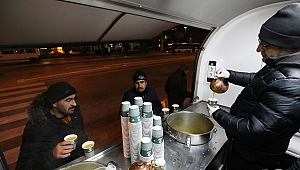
top-left (0, 0), bottom-right (291, 48)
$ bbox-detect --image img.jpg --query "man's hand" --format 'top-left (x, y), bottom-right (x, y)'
top-left (207, 104), bottom-right (220, 117)
top-left (53, 141), bottom-right (74, 159)
top-left (215, 68), bottom-right (230, 78)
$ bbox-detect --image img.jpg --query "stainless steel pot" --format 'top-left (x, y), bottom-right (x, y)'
top-left (165, 111), bottom-right (215, 146)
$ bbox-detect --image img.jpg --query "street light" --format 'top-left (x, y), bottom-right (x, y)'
top-left (184, 26), bottom-right (187, 33)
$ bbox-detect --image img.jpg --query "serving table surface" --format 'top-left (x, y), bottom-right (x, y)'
top-left (57, 101), bottom-right (229, 170)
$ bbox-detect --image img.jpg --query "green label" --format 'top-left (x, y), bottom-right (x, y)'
top-left (129, 115), bottom-right (140, 123)
top-left (142, 111), bottom-right (153, 118)
top-left (121, 110), bottom-right (129, 117)
top-left (209, 101), bottom-right (218, 107)
top-left (152, 136), bottom-right (163, 144)
top-left (140, 148), bottom-right (153, 157)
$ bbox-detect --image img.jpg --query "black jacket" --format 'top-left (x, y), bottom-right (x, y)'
top-left (288, 157), bottom-right (300, 170)
top-left (121, 87), bottom-right (162, 115)
top-left (165, 69), bottom-right (192, 109)
top-left (16, 93), bottom-right (88, 170)
top-left (213, 52), bottom-right (300, 166)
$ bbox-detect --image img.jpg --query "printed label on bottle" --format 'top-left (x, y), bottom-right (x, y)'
top-left (130, 115), bottom-right (140, 123)
top-left (121, 110), bottom-right (129, 117)
top-left (140, 148), bottom-right (153, 157)
top-left (142, 111), bottom-right (153, 118)
top-left (152, 136), bottom-right (163, 144)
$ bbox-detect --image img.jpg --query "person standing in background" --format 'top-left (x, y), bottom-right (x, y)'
top-left (165, 62), bottom-right (193, 113)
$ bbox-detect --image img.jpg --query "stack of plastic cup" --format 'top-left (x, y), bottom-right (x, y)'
top-left (129, 105), bottom-right (142, 164)
top-left (139, 137), bottom-right (153, 163)
top-left (153, 115), bottom-right (162, 126)
top-left (134, 97), bottom-right (143, 116)
top-left (121, 101), bottom-right (131, 158)
top-left (152, 125), bottom-right (164, 161)
top-left (172, 104), bottom-right (179, 113)
top-left (141, 102), bottom-right (153, 138)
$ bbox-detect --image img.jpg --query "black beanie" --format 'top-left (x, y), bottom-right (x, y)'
top-left (132, 70), bottom-right (147, 82)
top-left (179, 62), bottom-right (189, 71)
top-left (46, 82), bottom-right (76, 105)
top-left (259, 3), bottom-right (300, 49)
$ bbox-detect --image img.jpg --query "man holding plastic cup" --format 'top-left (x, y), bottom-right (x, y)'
top-left (16, 82), bottom-right (88, 170)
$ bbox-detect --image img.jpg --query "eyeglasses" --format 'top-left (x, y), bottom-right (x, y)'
top-left (258, 39), bottom-right (269, 48)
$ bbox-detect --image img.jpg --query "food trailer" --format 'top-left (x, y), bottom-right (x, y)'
top-left (56, 0), bottom-right (300, 169)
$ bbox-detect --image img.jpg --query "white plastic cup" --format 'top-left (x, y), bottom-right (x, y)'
top-left (64, 134), bottom-right (77, 150)
top-left (134, 97), bottom-right (143, 106)
top-left (121, 116), bottom-right (131, 158)
top-left (152, 126), bottom-right (164, 160)
top-left (129, 105), bottom-right (142, 164)
top-left (208, 98), bottom-right (218, 108)
top-left (140, 137), bottom-right (152, 157)
top-left (121, 101), bottom-right (131, 117)
top-left (153, 116), bottom-right (162, 126)
top-left (82, 141), bottom-right (95, 158)
top-left (129, 105), bottom-right (140, 123)
top-left (172, 104), bottom-right (179, 113)
top-left (142, 102), bottom-right (153, 138)
top-left (134, 97), bottom-right (143, 115)
top-left (155, 158), bottom-right (166, 170)
top-left (140, 137), bottom-right (153, 163)
top-left (142, 102), bottom-right (152, 113)
top-left (162, 108), bottom-right (170, 121)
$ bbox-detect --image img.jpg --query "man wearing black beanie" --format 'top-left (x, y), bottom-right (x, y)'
top-left (16, 82), bottom-right (88, 170)
top-left (207, 3), bottom-right (300, 170)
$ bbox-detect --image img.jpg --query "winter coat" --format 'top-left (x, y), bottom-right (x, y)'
top-left (16, 93), bottom-right (88, 170)
top-left (165, 69), bottom-right (192, 109)
top-left (121, 87), bottom-right (162, 115)
top-left (288, 157), bottom-right (300, 170)
top-left (213, 52), bottom-right (300, 167)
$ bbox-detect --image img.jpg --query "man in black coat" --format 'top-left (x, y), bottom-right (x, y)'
top-left (288, 157), bottom-right (300, 170)
top-left (16, 82), bottom-right (88, 170)
top-left (165, 63), bottom-right (193, 113)
top-left (121, 70), bottom-right (162, 115)
top-left (207, 3), bottom-right (300, 170)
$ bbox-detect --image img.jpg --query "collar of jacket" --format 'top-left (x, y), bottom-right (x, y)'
top-left (27, 92), bottom-right (79, 127)
top-left (133, 87), bottom-right (148, 97)
top-left (265, 52), bottom-right (300, 67)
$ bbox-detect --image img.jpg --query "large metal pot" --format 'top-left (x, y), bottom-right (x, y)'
top-left (165, 111), bottom-right (215, 146)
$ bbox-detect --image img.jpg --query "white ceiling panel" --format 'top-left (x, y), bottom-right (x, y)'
top-left (106, 0), bottom-right (290, 27)
top-left (0, 0), bottom-right (121, 46)
top-left (0, 0), bottom-right (297, 48)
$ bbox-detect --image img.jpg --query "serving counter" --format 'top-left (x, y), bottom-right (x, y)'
top-left (58, 101), bottom-right (229, 170)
